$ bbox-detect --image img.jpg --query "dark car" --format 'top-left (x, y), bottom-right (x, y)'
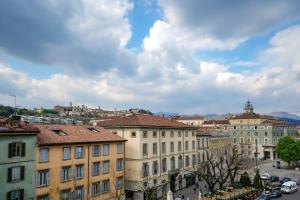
top-left (269, 175), bottom-right (279, 182)
top-left (258, 192), bottom-right (271, 200)
top-left (271, 187), bottom-right (282, 198)
top-left (280, 177), bottom-right (291, 184)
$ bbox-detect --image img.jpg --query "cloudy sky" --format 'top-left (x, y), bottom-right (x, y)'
top-left (1, 0), bottom-right (300, 114)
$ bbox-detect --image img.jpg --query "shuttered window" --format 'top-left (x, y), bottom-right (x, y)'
top-left (8, 142), bottom-right (25, 158)
top-left (7, 189), bottom-right (24, 200)
top-left (7, 166), bottom-right (24, 182)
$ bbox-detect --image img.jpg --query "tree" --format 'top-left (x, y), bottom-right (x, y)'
top-left (252, 170), bottom-right (263, 190)
top-left (275, 136), bottom-right (300, 167)
top-left (239, 171), bottom-right (251, 187)
top-left (196, 147), bottom-right (245, 192)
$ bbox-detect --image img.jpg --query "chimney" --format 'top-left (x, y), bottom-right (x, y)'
top-left (9, 115), bottom-right (21, 128)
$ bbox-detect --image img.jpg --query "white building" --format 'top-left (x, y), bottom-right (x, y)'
top-left (97, 114), bottom-right (198, 200)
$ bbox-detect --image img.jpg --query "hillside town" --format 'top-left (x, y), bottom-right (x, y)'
top-left (1, 101), bottom-right (300, 200)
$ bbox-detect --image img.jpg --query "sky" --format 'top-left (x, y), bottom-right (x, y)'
top-left (1, 0), bottom-right (300, 115)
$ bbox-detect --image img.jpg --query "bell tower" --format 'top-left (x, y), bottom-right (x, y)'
top-left (244, 100), bottom-right (254, 113)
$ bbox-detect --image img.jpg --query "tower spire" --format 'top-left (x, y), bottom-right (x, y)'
top-left (244, 100), bottom-right (254, 113)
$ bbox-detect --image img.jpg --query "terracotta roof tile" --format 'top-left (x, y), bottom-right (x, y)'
top-left (36, 125), bottom-right (126, 146)
top-left (97, 114), bottom-right (197, 129)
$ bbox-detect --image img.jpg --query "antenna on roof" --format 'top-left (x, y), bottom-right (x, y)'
top-left (9, 94), bottom-right (17, 116)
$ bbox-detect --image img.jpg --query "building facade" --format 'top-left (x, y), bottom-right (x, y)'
top-left (172, 116), bottom-right (205, 126)
top-left (227, 101), bottom-right (298, 160)
top-left (0, 116), bottom-right (39, 200)
top-left (97, 114), bottom-right (198, 200)
top-left (35, 125), bottom-right (126, 200)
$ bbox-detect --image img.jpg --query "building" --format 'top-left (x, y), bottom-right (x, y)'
top-left (35, 125), bottom-right (127, 200)
top-left (196, 130), bottom-right (210, 164)
top-left (172, 116), bottom-right (205, 126)
top-left (202, 119), bottom-right (229, 129)
top-left (97, 114), bottom-right (198, 200)
top-left (227, 101), bottom-right (298, 160)
top-left (0, 116), bottom-right (39, 200)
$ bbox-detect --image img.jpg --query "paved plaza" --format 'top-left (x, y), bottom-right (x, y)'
top-left (172, 160), bottom-right (300, 200)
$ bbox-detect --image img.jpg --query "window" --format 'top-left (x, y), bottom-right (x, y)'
top-left (265, 132), bottom-right (268, 136)
top-left (117, 158), bottom-right (124, 171)
top-left (162, 158), bottom-right (167, 173)
top-left (170, 131), bottom-right (174, 137)
top-left (103, 160), bottom-right (109, 174)
top-left (202, 138), bottom-right (204, 147)
top-left (152, 161), bottom-right (158, 175)
top-left (63, 147), bottom-right (71, 160)
top-left (92, 162), bottom-right (101, 176)
top-left (7, 166), bottom-right (24, 182)
top-left (178, 156), bottom-right (183, 169)
top-left (39, 148), bottom-right (49, 162)
top-left (264, 138), bottom-right (268, 145)
top-left (185, 131), bottom-right (188, 137)
top-left (92, 145), bottom-right (100, 157)
top-left (92, 182), bottom-right (101, 196)
top-left (233, 138), bottom-right (237, 143)
top-left (170, 142), bottom-right (174, 153)
top-left (255, 132), bottom-right (258, 136)
top-left (75, 186), bottom-right (84, 200)
top-left (7, 189), bottom-right (24, 200)
top-left (153, 131), bottom-right (157, 138)
top-left (162, 142), bottom-right (166, 154)
top-left (185, 141), bottom-right (189, 151)
top-left (116, 176), bottom-right (124, 189)
top-left (192, 131), bottom-right (195, 137)
top-left (162, 131), bottom-right (166, 137)
top-left (61, 189), bottom-right (71, 200)
top-left (178, 141), bottom-right (182, 151)
top-left (142, 162), bottom-right (149, 177)
top-left (103, 144), bottom-right (109, 156)
top-left (8, 142), bottom-right (25, 158)
top-left (117, 143), bottom-right (123, 154)
top-left (178, 131), bottom-right (182, 137)
top-left (37, 194), bottom-right (49, 200)
top-left (52, 129), bottom-right (67, 136)
top-left (143, 143), bottom-right (148, 156)
top-left (75, 164), bottom-right (84, 179)
top-left (153, 143), bottom-right (157, 155)
top-left (87, 127), bottom-right (98, 132)
top-left (102, 179), bottom-right (110, 193)
top-left (131, 132), bottom-right (136, 138)
top-left (143, 131), bottom-right (148, 138)
top-left (185, 155), bottom-right (190, 167)
top-left (74, 146), bottom-right (84, 159)
top-left (61, 166), bottom-right (72, 182)
top-left (192, 141), bottom-right (195, 150)
top-left (192, 155), bottom-right (196, 166)
top-left (37, 169), bottom-right (49, 187)
top-left (170, 157), bottom-right (175, 170)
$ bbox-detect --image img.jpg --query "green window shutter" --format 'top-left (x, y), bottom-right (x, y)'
top-left (8, 143), bottom-right (13, 158)
top-left (7, 168), bottom-right (12, 182)
top-left (20, 189), bottom-right (24, 200)
top-left (7, 191), bottom-right (11, 200)
top-left (21, 166), bottom-right (25, 180)
top-left (21, 143), bottom-right (26, 157)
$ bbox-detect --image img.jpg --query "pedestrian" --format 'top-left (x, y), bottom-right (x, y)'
top-left (194, 187), bottom-right (196, 194)
top-left (182, 194), bottom-right (185, 199)
top-left (196, 182), bottom-right (199, 188)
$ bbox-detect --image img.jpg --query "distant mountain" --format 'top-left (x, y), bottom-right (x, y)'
top-left (269, 112), bottom-right (300, 120)
top-left (278, 118), bottom-right (300, 125)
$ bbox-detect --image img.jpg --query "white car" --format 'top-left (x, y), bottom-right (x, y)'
top-left (281, 181), bottom-right (297, 193)
top-left (260, 172), bottom-right (270, 180)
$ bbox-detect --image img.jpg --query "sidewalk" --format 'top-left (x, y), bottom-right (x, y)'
top-left (174, 181), bottom-right (209, 200)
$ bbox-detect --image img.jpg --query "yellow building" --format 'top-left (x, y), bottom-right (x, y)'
top-left (35, 125), bottom-right (126, 200)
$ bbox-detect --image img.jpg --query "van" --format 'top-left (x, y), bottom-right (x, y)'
top-left (281, 181), bottom-right (297, 193)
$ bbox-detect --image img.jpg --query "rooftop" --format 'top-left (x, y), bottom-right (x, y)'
top-left (173, 115), bottom-right (204, 120)
top-left (0, 116), bottom-right (39, 135)
top-left (97, 114), bottom-right (197, 129)
top-left (36, 125), bottom-right (127, 146)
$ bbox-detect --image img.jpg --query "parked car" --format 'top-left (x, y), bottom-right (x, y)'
top-left (281, 181), bottom-right (297, 193)
top-left (269, 175), bottom-right (279, 182)
top-left (258, 192), bottom-right (271, 200)
top-left (292, 179), bottom-right (300, 185)
top-left (280, 177), bottom-right (291, 185)
top-left (271, 187), bottom-right (282, 198)
top-left (260, 172), bottom-right (270, 180)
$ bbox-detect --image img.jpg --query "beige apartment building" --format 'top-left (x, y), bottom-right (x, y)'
top-left (97, 114), bottom-right (198, 200)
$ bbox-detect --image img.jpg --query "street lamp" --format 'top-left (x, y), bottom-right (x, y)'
top-left (9, 94), bottom-right (17, 115)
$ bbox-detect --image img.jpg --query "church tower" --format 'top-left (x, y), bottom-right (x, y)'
top-left (244, 100), bottom-right (254, 113)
